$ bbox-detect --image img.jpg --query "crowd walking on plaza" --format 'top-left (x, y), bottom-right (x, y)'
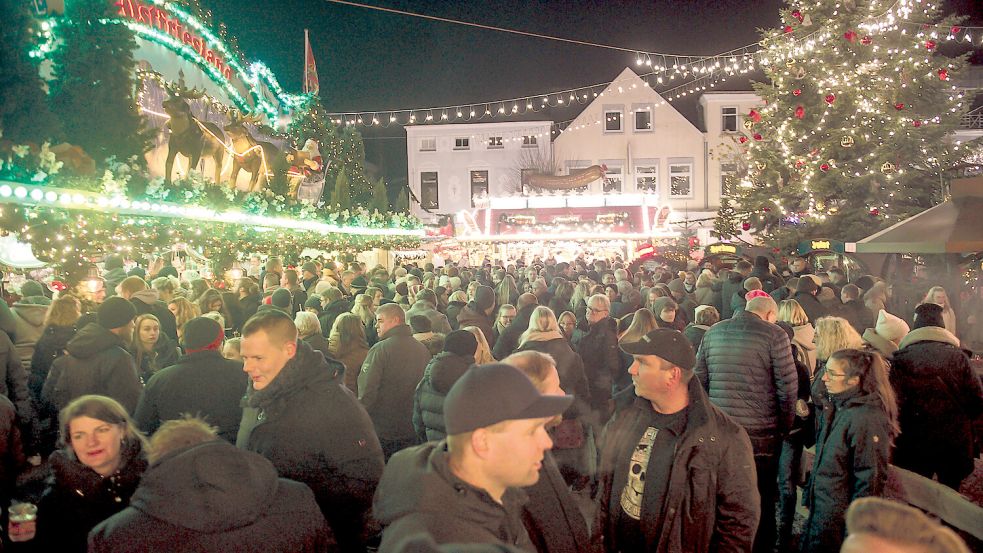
top-left (0, 250), bottom-right (979, 552)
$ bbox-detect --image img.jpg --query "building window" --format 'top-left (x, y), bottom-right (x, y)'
top-left (635, 161), bottom-right (659, 192)
top-left (720, 163), bottom-right (738, 197)
top-left (421, 172), bottom-right (439, 210)
top-left (669, 162), bottom-right (693, 198)
top-left (488, 136), bottom-right (503, 149)
top-left (601, 162), bottom-right (624, 193)
top-left (470, 170), bottom-right (489, 207)
top-left (454, 137), bottom-right (470, 150)
top-left (522, 135), bottom-right (537, 148)
top-left (633, 104), bottom-right (653, 131)
top-left (604, 106), bottom-right (623, 133)
top-left (420, 137), bottom-right (436, 151)
top-left (721, 107), bottom-right (738, 132)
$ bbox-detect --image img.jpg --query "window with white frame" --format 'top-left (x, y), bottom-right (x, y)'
top-left (454, 137), bottom-right (470, 150)
top-left (720, 162), bottom-right (738, 197)
top-left (522, 135), bottom-right (537, 147)
top-left (421, 172), bottom-right (439, 209)
top-left (601, 161), bottom-right (624, 193)
top-left (633, 103), bottom-right (654, 131)
top-left (668, 160), bottom-right (693, 198)
top-left (634, 160), bottom-right (659, 192)
top-left (470, 170), bottom-right (489, 207)
top-left (721, 107), bottom-right (738, 132)
top-left (420, 137), bottom-right (436, 151)
top-left (604, 105), bottom-right (624, 133)
top-left (488, 136), bottom-right (503, 149)
top-left (563, 160), bottom-right (591, 193)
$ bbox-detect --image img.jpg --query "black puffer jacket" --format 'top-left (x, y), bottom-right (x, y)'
top-left (42, 323), bottom-right (143, 414)
top-left (413, 351), bottom-right (475, 442)
top-left (35, 440), bottom-right (148, 553)
top-left (573, 317), bottom-right (620, 422)
top-left (800, 388), bottom-right (893, 553)
top-left (237, 339), bottom-right (384, 552)
top-left (89, 440), bottom-right (330, 552)
top-left (29, 324), bottom-right (76, 405)
top-left (890, 326), bottom-right (983, 487)
top-left (694, 310), bottom-right (797, 450)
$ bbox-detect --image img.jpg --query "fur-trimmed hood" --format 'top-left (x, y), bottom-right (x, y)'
top-left (898, 326), bottom-right (959, 350)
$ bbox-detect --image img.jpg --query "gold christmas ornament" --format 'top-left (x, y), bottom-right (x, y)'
top-left (754, 161), bottom-right (767, 171)
top-left (786, 59), bottom-right (796, 68)
top-left (881, 161), bottom-right (896, 174)
top-left (743, 119), bottom-right (755, 130)
top-left (840, 136), bottom-right (854, 147)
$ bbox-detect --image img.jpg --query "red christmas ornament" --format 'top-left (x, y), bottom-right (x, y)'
top-left (739, 136), bottom-right (748, 144)
top-left (869, 208), bottom-right (880, 217)
top-left (753, 133), bottom-right (763, 141)
top-left (861, 35), bottom-right (872, 45)
top-left (894, 102), bottom-right (905, 110)
top-left (792, 88), bottom-right (802, 96)
top-left (749, 109), bottom-right (762, 122)
top-left (795, 159), bottom-right (805, 167)
top-left (794, 105), bottom-right (805, 119)
top-left (951, 26), bottom-right (961, 34)
top-left (49, 280), bottom-right (68, 292)
top-left (742, 222), bottom-right (752, 231)
top-left (809, 148), bottom-right (820, 157)
top-left (938, 68), bottom-right (949, 81)
top-left (843, 30), bottom-right (857, 43)
top-left (791, 10), bottom-right (803, 22)
top-left (925, 40), bottom-right (936, 50)
top-left (783, 25), bottom-right (793, 34)
top-left (825, 94), bottom-right (836, 105)
top-left (820, 163), bottom-right (830, 172)
top-left (913, 120), bottom-right (922, 127)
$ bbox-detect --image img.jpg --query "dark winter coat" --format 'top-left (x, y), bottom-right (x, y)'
top-left (237, 339), bottom-right (384, 552)
top-left (719, 272), bottom-right (746, 319)
top-left (130, 336), bottom-right (180, 383)
top-left (749, 267), bottom-right (784, 294)
top-left (573, 317), bottom-right (620, 421)
top-left (413, 351), bottom-right (475, 443)
top-left (516, 338), bottom-right (590, 418)
top-left (89, 440), bottom-right (330, 552)
top-left (800, 388), bottom-right (893, 553)
top-left (683, 323), bottom-right (710, 353)
top-left (446, 301), bottom-right (467, 331)
top-left (890, 326), bottom-right (983, 487)
top-left (523, 451), bottom-right (594, 553)
top-left (594, 379), bottom-right (760, 553)
top-left (694, 310), bottom-right (798, 452)
top-left (42, 323), bottom-right (143, 414)
top-left (319, 298), bottom-right (353, 338)
top-left (839, 299), bottom-right (874, 335)
top-left (29, 324), bottom-right (76, 405)
top-left (238, 293), bottom-right (263, 324)
top-left (457, 304), bottom-right (496, 347)
top-left (359, 324), bottom-right (432, 443)
top-left (302, 332), bottom-right (331, 359)
top-left (0, 395), bottom-right (24, 507)
top-left (375, 441), bottom-right (536, 553)
top-left (134, 349), bottom-right (247, 443)
top-left (35, 441), bottom-right (147, 553)
top-left (8, 297), bottom-right (49, 370)
top-left (792, 291), bottom-right (829, 324)
top-left (407, 301), bottom-right (453, 335)
top-left (129, 290), bottom-right (179, 342)
top-left (492, 303), bottom-right (537, 360)
top-left (0, 330), bottom-right (35, 438)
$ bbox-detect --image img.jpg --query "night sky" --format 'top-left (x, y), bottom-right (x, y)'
top-left (203, 0), bottom-right (983, 184)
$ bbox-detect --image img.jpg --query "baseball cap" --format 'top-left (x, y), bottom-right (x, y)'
top-left (444, 363), bottom-right (573, 435)
top-left (620, 328), bottom-right (696, 371)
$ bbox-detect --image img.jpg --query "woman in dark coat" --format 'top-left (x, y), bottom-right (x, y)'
top-left (128, 314), bottom-right (179, 383)
top-left (801, 349), bottom-right (898, 553)
top-left (29, 295), bottom-right (81, 454)
top-left (29, 395), bottom-right (148, 553)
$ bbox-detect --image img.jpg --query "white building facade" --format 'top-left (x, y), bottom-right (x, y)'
top-left (406, 121), bottom-right (552, 222)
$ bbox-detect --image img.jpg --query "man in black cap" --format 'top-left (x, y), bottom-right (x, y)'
top-left (134, 317), bottom-right (248, 443)
top-left (596, 328), bottom-right (759, 553)
top-left (374, 363), bottom-right (573, 552)
top-left (890, 302), bottom-right (983, 489)
top-left (43, 296), bottom-right (143, 413)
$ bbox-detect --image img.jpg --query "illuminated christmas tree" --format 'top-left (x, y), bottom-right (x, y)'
top-left (716, 0), bottom-right (975, 247)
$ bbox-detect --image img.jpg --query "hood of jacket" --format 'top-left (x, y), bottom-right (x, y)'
top-left (862, 328), bottom-right (898, 357)
top-left (65, 322), bottom-right (127, 359)
top-left (430, 351), bottom-right (475, 394)
top-left (246, 339), bottom-right (343, 409)
top-left (898, 325), bottom-right (960, 350)
top-left (792, 323), bottom-right (817, 352)
top-left (129, 289), bottom-right (160, 306)
top-left (129, 440), bottom-right (281, 532)
top-left (12, 299), bottom-right (49, 327)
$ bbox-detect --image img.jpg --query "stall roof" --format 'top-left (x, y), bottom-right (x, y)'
top-left (849, 176), bottom-right (983, 254)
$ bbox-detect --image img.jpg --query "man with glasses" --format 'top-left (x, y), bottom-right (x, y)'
top-left (574, 294), bottom-right (621, 428)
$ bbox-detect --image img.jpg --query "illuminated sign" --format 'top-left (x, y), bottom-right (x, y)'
top-left (811, 240), bottom-right (832, 250)
top-left (115, 0), bottom-right (234, 80)
top-left (709, 244), bottom-right (738, 255)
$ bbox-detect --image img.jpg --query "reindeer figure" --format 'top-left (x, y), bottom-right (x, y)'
top-left (224, 113), bottom-right (280, 192)
top-left (162, 91), bottom-right (226, 184)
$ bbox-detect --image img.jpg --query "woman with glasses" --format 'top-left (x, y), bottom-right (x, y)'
top-left (800, 349), bottom-right (899, 553)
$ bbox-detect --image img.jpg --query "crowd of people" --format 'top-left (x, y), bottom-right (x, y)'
top-left (0, 249), bottom-right (979, 552)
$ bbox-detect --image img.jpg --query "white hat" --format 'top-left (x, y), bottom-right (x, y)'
top-left (875, 310), bottom-right (909, 343)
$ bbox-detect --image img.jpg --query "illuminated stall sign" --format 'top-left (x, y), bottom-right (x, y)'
top-left (708, 244), bottom-right (738, 255)
top-left (115, 0), bottom-right (234, 80)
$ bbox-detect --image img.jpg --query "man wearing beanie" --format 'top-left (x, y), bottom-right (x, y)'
top-left (456, 285), bottom-right (496, 348)
top-left (412, 330), bottom-right (478, 442)
top-left (300, 261), bottom-right (320, 293)
top-left (791, 274), bottom-right (829, 324)
top-left (750, 255), bottom-right (784, 293)
top-left (375, 363), bottom-right (572, 552)
top-left (861, 309), bottom-right (909, 359)
top-left (596, 328), bottom-right (759, 553)
top-left (134, 317), bottom-right (248, 443)
top-left (359, 304), bottom-right (433, 460)
top-left (43, 296), bottom-right (143, 413)
top-left (890, 302), bottom-right (983, 489)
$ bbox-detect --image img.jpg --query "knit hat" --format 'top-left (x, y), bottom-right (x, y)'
top-left (855, 275), bottom-right (875, 292)
top-left (795, 276), bottom-right (819, 294)
top-left (304, 296), bottom-right (324, 313)
top-left (620, 328), bottom-right (696, 371)
top-left (409, 314), bottom-right (432, 333)
top-left (444, 363), bottom-right (573, 435)
top-left (301, 262), bottom-right (318, 275)
top-left (475, 285), bottom-right (496, 311)
top-left (694, 304), bottom-right (715, 320)
top-left (913, 303), bottom-right (945, 330)
top-left (443, 329), bottom-right (478, 358)
top-left (874, 310), bottom-right (909, 342)
top-left (745, 289), bottom-right (771, 301)
top-left (182, 317), bottom-right (224, 353)
top-left (754, 255), bottom-right (770, 269)
top-left (351, 275), bottom-right (368, 292)
top-left (97, 297), bottom-right (136, 329)
top-left (270, 288), bottom-right (292, 310)
top-left (19, 280), bottom-right (46, 298)
top-left (667, 278), bottom-right (686, 295)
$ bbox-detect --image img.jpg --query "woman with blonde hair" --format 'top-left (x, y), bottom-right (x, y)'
top-left (569, 281), bottom-right (592, 321)
top-left (350, 293), bottom-right (378, 345)
top-left (495, 274), bottom-right (519, 309)
top-left (863, 281), bottom-right (890, 322)
top-left (462, 325), bottom-right (495, 364)
top-left (778, 299), bottom-right (818, 373)
top-left (328, 313), bottom-right (369, 394)
top-left (129, 314), bottom-right (178, 382)
top-left (31, 295), bottom-right (82, 404)
top-left (167, 297), bottom-right (200, 342)
top-left (921, 286), bottom-right (957, 337)
top-left (815, 316), bottom-right (865, 371)
top-left (446, 290), bottom-right (468, 330)
top-left (694, 269), bottom-right (720, 307)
